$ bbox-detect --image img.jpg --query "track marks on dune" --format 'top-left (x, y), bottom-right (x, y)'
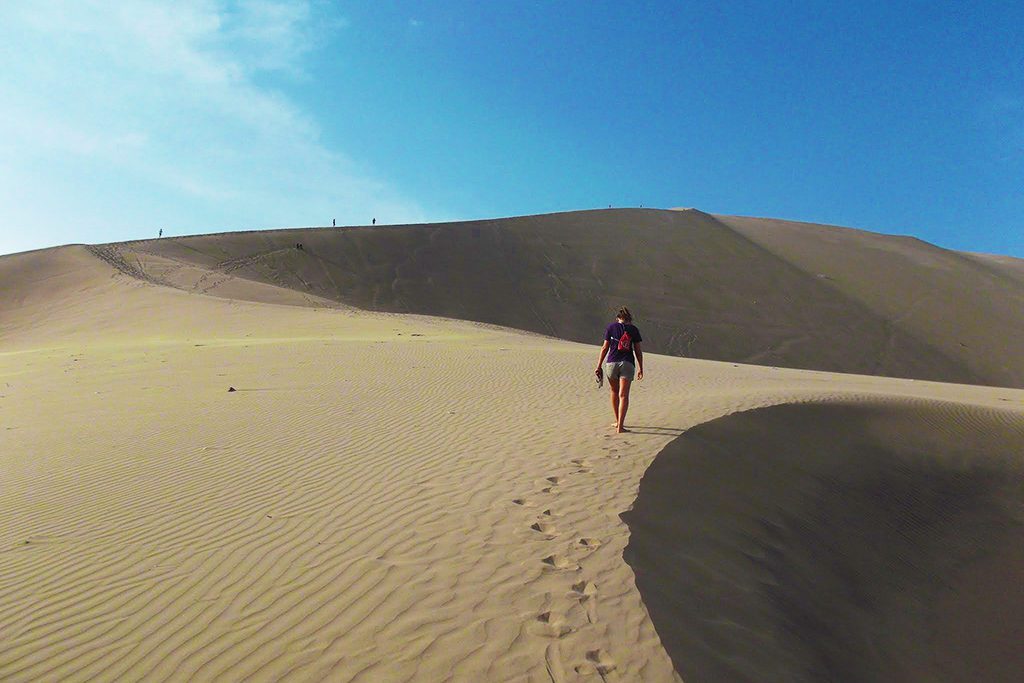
top-left (508, 441), bottom-right (624, 681)
top-left (86, 245), bottom-right (165, 287)
top-left (87, 242), bottom-right (328, 301)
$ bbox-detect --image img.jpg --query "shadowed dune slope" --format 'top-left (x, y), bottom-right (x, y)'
top-left (962, 251), bottom-right (1024, 287)
top-left (717, 215), bottom-right (1024, 388)
top-left (623, 400), bottom-right (1024, 683)
top-left (14, 208), bottom-right (1023, 386)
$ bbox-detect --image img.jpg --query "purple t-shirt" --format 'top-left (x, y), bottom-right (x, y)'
top-left (604, 322), bottom-right (642, 364)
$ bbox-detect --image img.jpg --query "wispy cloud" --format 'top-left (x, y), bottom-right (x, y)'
top-left (0, 0), bottom-right (426, 254)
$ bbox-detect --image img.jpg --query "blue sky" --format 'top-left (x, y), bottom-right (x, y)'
top-left (1, 1), bottom-right (1021, 257)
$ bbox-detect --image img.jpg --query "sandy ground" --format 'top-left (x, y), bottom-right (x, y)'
top-left (2, 246), bottom-right (1023, 681)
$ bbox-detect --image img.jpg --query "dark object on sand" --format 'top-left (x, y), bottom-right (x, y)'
top-left (228, 387), bottom-right (236, 392)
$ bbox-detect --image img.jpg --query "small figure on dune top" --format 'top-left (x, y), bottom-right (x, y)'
top-left (596, 306), bottom-right (644, 433)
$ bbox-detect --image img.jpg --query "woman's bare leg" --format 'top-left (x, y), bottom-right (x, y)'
top-left (609, 381), bottom-right (620, 427)
top-left (616, 378), bottom-right (632, 433)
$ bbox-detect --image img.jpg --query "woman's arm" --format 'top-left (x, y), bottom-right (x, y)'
top-left (634, 342), bottom-right (644, 380)
top-left (596, 340), bottom-right (610, 371)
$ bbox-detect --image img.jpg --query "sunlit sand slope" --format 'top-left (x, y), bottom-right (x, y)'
top-left (96, 208), bottom-right (1024, 387)
top-left (624, 400), bottom-right (1024, 683)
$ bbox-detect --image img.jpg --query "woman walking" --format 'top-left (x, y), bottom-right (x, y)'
top-left (596, 307), bottom-right (644, 433)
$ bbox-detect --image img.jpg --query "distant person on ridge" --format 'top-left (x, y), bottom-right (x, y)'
top-left (596, 307), bottom-right (644, 433)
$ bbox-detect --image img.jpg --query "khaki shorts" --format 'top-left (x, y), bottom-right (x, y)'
top-left (604, 361), bottom-right (636, 382)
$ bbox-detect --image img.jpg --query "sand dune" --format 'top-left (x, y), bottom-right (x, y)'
top-left (2, 216), bottom-right (1024, 681)
top-left (963, 251), bottom-right (1024, 286)
top-left (624, 399), bottom-right (1024, 683)
top-left (81, 208), bottom-right (1024, 387)
top-left (717, 215), bottom-right (1024, 390)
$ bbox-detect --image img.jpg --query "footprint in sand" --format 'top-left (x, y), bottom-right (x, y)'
top-left (575, 649), bottom-right (617, 677)
top-left (530, 521), bottom-right (557, 538)
top-left (570, 580), bottom-right (598, 623)
top-left (540, 476), bottom-right (561, 494)
top-left (533, 610), bottom-right (576, 638)
top-left (577, 537), bottom-right (602, 550)
top-left (542, 554), bottom-right (580, 571)
top-left (570, 458), bottom-right (591, 472)
top-left (512, 498), bottom-right (528, 506)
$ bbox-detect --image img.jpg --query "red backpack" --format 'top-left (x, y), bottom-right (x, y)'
top-left (617, 328), bottom-right (632, 351)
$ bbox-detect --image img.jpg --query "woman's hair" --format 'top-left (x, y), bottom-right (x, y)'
top-left (616, 306), bottom-right (633, 323)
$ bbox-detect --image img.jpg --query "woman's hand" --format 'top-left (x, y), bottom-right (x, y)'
top-left (637, 368), bottom-right (644, 380)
